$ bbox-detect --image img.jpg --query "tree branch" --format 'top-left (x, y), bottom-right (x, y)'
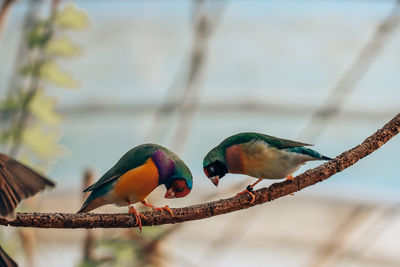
top-left (1, 113), bottom-right (399, 229)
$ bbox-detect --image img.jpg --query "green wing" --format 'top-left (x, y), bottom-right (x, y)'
top-left (221, 132), bottom-right (311, 150)
top-left (83, 144), bottom-right (162, 192)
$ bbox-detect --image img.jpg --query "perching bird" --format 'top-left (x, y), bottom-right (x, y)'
top-left (78, 144), bottom-right (193, 231)
top-left (0, 153), bottom-right (55, 267)
top-left (203, 132), bottom-right (331, 203)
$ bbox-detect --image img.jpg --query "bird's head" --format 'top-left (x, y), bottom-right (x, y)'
top-left (203, 147), bottom-right (228, 187)
top-left (164, 179), bottom-right (191, 199)
top-left (164, 162), bottom-right (193, 199)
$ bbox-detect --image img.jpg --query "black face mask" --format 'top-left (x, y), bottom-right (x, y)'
top-left (205, 161), bottom-right (227, 178)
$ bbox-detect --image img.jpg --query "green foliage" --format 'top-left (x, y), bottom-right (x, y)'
top-left (0, 2), bottom-right (89, 172)
top-left (23, 125), bottom-right (65, 159)
top-left (28, 21), bottom-right (52, 48)
top-left (19, 64), bottom-right (36, 76)
top-left (46, 37), bottom-right (81, 57)
top-left (29, 89), bottom-right (62, 125)
top-left (0, 2), bottom-right (90, 263)
top-left (0, 92), bottom-right (25, 113)
top-left (55, 3), bottom-right (91, 30)
top-left (40, 61), bottom-right (79, 88)
top-left (20, 61), bottom-right (79, 88)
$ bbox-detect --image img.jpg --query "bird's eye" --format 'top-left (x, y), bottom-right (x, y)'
top-left (176, 187), bottom-right (184, 192)
top-left (208, 166), bottom-right (215, 175)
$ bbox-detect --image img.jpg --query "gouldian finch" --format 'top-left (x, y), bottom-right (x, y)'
top-left (0, 153), bottom-right (55, 267)
top-left (203, 132), bottom-right (331, 203)
top-left (78, 144), bottom-right (193, 231)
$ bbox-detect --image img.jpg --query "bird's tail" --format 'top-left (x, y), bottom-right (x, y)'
top-left (287, 147), bottom-right (332, 161)
top-left (77, 191), bottom-right (106, 213)
top-left (321, 155), bottom-right (332, 160)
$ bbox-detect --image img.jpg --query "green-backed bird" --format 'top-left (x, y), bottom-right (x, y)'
top-left (203, 132), bottom-right (331, 202)
top-left (78, 144), bottom-right (193, 231)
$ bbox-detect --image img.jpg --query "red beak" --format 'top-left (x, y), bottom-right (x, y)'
top-left (210, 176), bottom-right (219, 187)
top-left (164, 188), bottom-right (175, 199)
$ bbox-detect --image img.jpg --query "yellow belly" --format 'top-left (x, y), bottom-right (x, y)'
top-left (113, 158), bottom-right (159, 204)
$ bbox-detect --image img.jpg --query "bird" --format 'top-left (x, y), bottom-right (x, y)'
top-left (78, 144), bottom-right (193, 231)
top-left (0, 153), bottom-right (55, 219)
top-left (203, 132), bottom-right (331, 203)
top-left (0, 153), bottom-right (55, 267)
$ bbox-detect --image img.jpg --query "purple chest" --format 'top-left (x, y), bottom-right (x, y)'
top-left (151, 150), bottom-right (175, 185)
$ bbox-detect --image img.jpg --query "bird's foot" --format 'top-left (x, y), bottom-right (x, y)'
top-left (236, 185), bottom-right (256, 204)
top-left (285, 175), bottom-right (295, 196)
top-left (128, 206), bottom-right (147, 232)
top-left (155, 205), bottom-right (173, 216)
top-left (286, 175), bottom-right (294, 181)
top-left (141, 200), bottom-right (173, 216)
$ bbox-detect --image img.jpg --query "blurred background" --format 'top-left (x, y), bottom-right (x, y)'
top-left (0, 0), bottom-right (399, 266)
